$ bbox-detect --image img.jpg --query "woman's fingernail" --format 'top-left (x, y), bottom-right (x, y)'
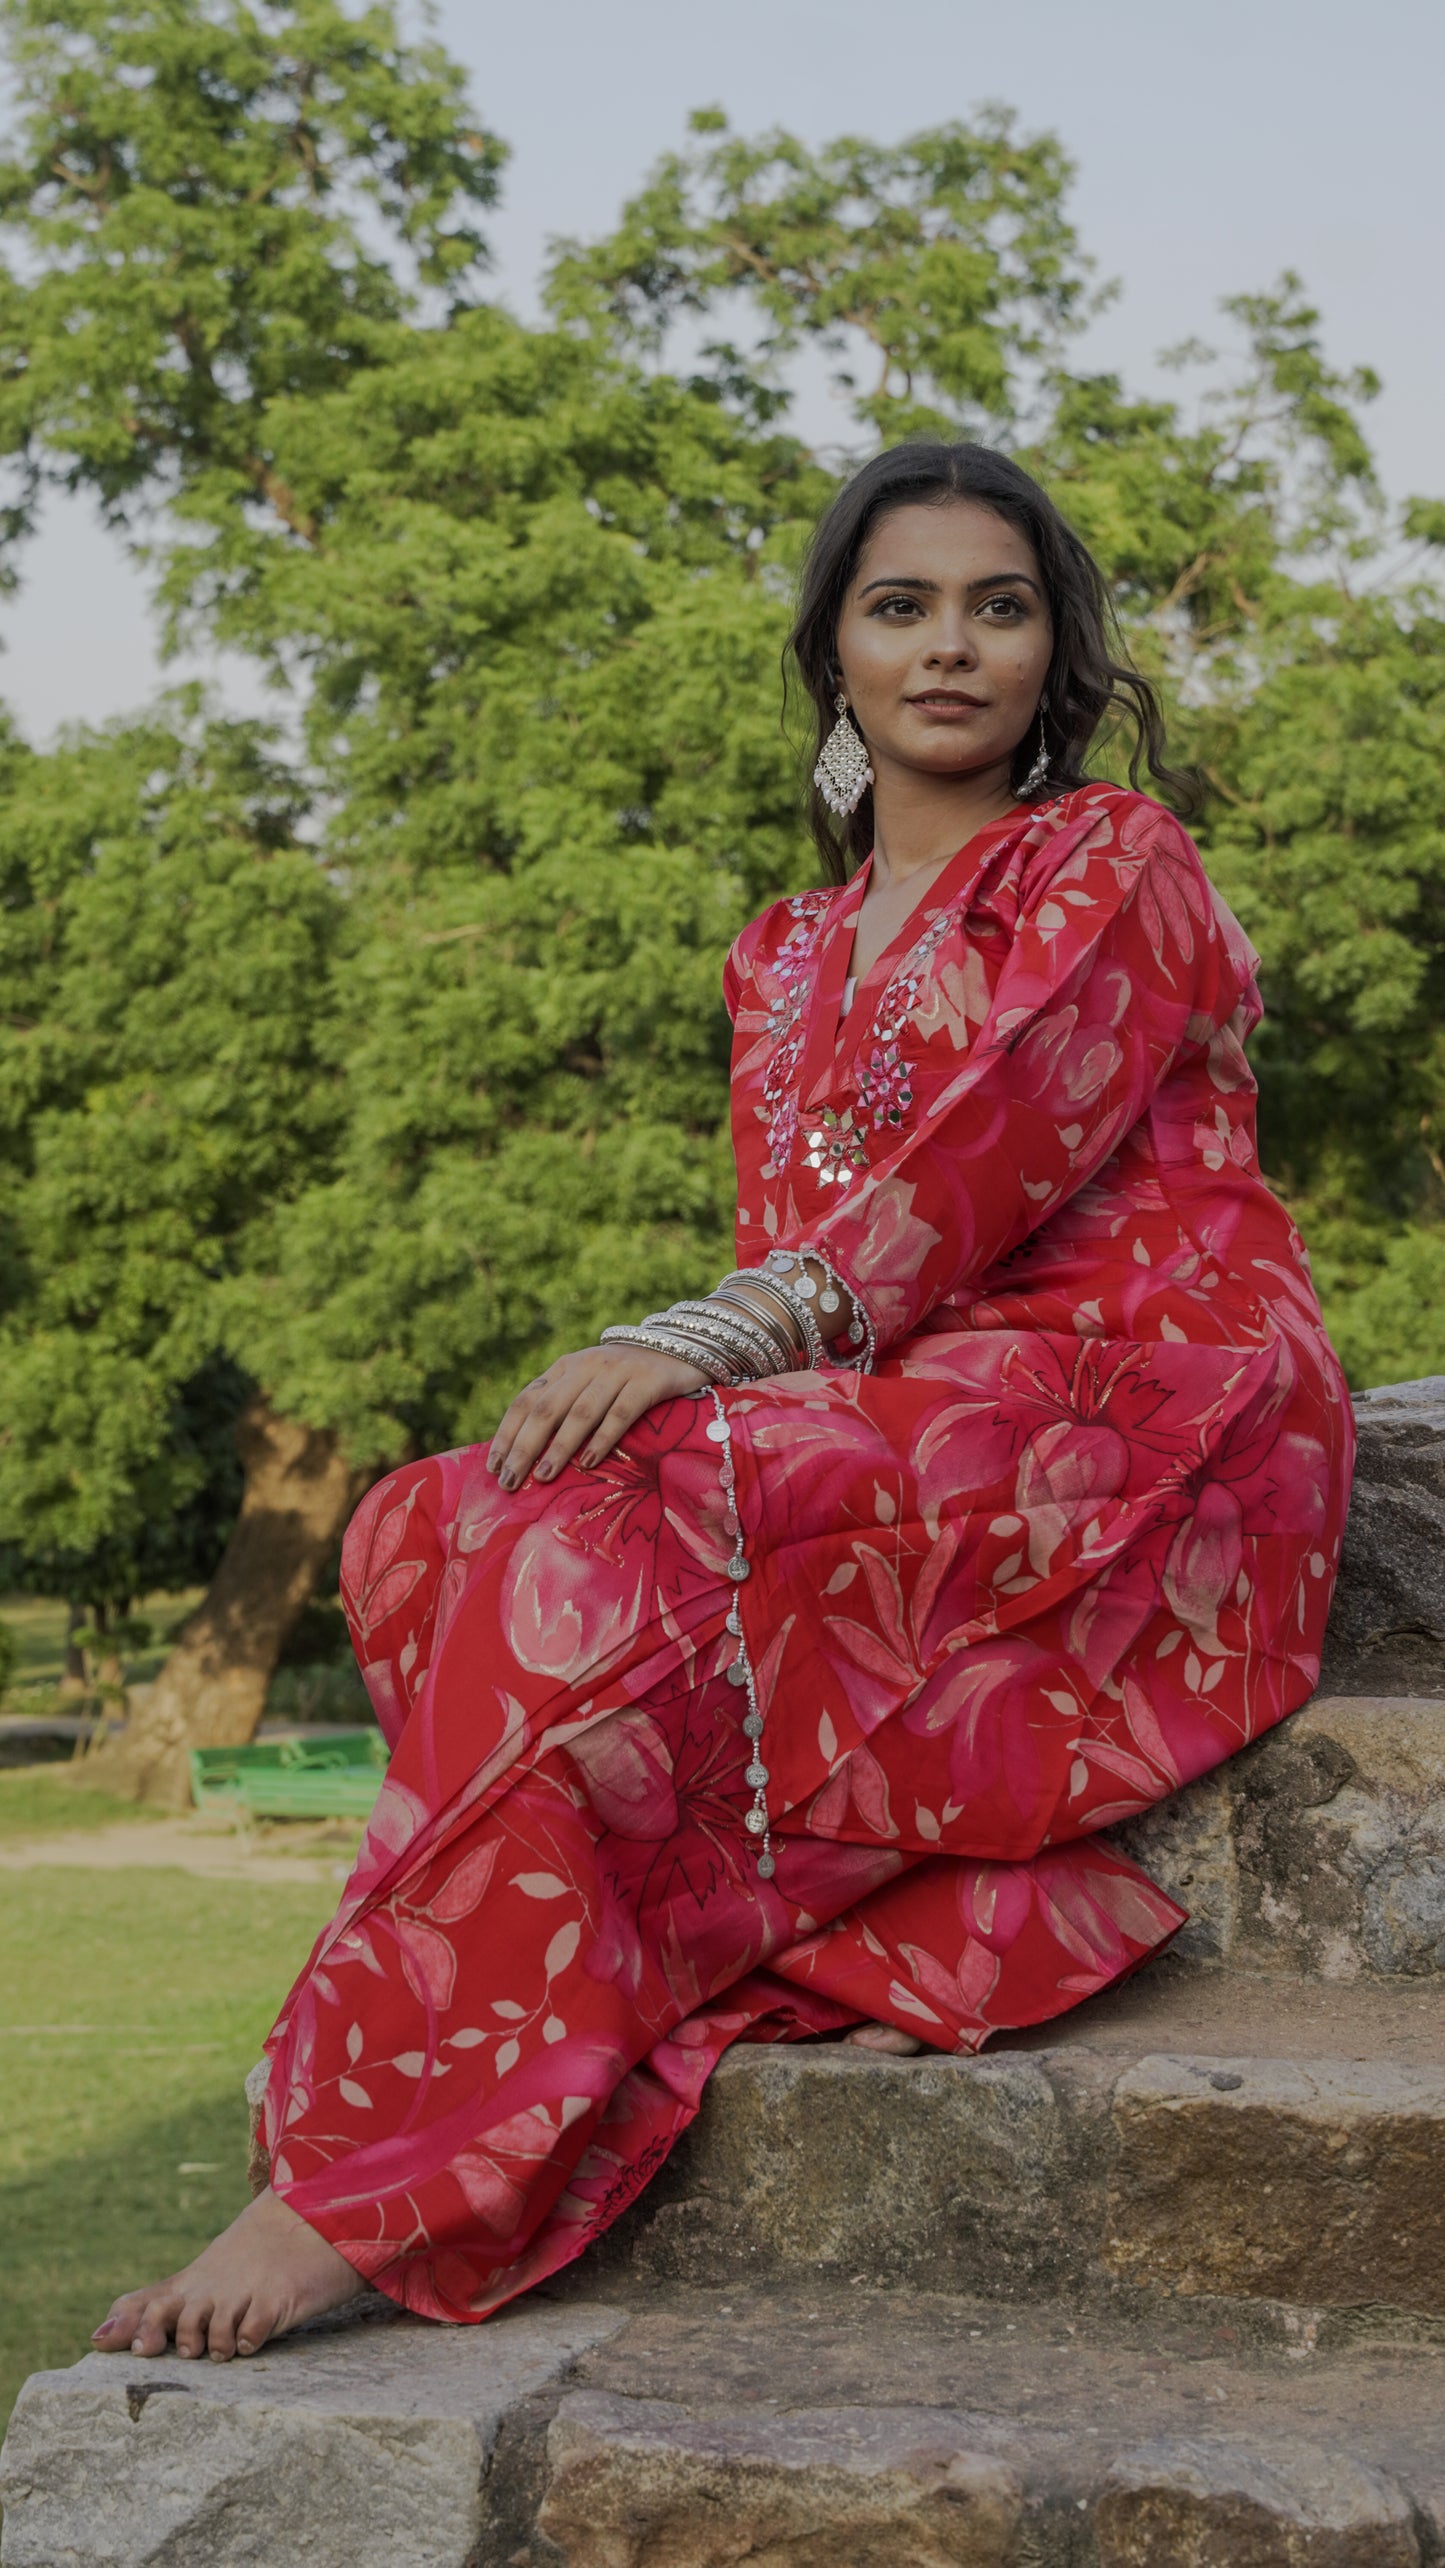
top-left (498, 1468), bottom-right (516, 1490)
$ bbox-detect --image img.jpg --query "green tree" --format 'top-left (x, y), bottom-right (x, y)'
top-left (0, 0), bottom-right (503, 551)
top-left (0, 8), bottom-right (1441, 1805)
top-left (0, 701), bottom-right (361, 1767)
top-left (546, 103), bottom-right (1096, 445)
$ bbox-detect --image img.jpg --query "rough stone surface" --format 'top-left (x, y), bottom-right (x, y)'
top-left (1323, 1378), bottom-right (1445, 1696)
top-left (585, 2039), bottom-right (1112, 2303)
top-left (1102, 2053), bottom-right (1445, 2316)
top-left (1110, 1694), bottom-right (1445, 1976)
top-left (8, 2281), bottom-right (1445, 2566)
top-left (1095, 2435), bottom-right (1420, 2566)
top-left (0, 2299), bottom-right (625, 2568)
top-left (583, 1968), bottom-right (1445, 2329)
top-left (537, 2393), bottom-right (1024, 2567)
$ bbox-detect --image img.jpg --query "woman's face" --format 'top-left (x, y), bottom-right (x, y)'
top-left (833, 498), bottom-right (1054, 786)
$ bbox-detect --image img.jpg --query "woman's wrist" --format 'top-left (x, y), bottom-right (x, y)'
top-left (600, 1250), bottom-right (868, 1387)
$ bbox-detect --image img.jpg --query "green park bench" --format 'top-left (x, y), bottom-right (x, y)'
top-left (188, 1730), bottom-right (386, 1821)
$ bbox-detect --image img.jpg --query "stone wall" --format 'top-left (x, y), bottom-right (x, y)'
top-left (1320, 1377), bottom-right (1445, 1695)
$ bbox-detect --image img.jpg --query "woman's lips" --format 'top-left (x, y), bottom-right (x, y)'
top-left (907, 693), bottom-right (987, 715)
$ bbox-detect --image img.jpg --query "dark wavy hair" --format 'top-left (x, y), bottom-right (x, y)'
top-left (788, 440), bottom-right (1196, 881)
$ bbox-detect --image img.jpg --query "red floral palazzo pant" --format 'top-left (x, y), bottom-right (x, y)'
top-left (261, 1406), bottom-right (1184, 2324)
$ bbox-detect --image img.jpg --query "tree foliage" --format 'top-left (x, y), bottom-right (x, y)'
top-left (0, 701), bottom-right (338, 1607)
top-left (0, 2), bottom-right (1439, 1733)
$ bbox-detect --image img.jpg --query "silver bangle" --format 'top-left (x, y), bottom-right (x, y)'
top-left (599, 1324), bottom-right (740, 1384)
top-left (647, 1320), bottom-right (756, 1381)
top-left (710, 1281), bottom-right (804, 1367)
top-left (713, 1276), bottom-right (807, 1366)
top-left (753, 1260), bottom-right (826, 1369)
top-left (666, 1299), bottom-right (787, 1378)
top-left (761, 1249), bottom-right (871, 1368)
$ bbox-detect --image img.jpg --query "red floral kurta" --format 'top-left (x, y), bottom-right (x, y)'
top-left (261, 784), bottom-right (1352, 2323)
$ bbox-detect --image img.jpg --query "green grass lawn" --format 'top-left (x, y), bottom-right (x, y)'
top-left (0, 1860), bottom-right (336, 2437)
top-left (0, 1768), bottom-right (155, 1838)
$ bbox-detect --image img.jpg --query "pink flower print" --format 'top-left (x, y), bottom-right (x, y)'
top-left (1014, 1417), bottom-right (1132, 1580)
top-left (1011, 998), bottom-right (1126, 1114)
top-left (822, 1518), bottom-right (963, 1731)
top-left (502, 1409), bottom-right (722, 1679)
top-left (566, 1709), bottom-right (680, 1843)
top-left (568, 1685), bottom-right (775, 2010)
top-left (1161, 1480), bottom-right (1244, 1659)
top-left (830, 1175), bottom-right (944, 1338)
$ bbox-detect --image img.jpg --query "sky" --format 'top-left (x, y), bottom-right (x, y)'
top-left (1, 0), bottom-right (1440, 744)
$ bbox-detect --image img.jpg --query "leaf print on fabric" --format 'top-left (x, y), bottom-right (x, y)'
top-left (395, 1915), bottom-right (458, 2011)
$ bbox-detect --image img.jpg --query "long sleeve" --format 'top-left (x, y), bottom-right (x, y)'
top-left (798, 801), bottom-right (1252, 1356)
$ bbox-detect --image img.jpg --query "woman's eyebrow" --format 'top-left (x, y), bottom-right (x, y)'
top-left (858, 570), bottom-right (1044, 599)
top-left (968, 570), bottom-right (1043, 597)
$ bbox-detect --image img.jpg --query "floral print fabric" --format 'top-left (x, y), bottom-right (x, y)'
top-left (262, 784), bottom-right (1352, 2324)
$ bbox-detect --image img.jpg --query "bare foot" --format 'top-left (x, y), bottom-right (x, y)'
top-left (91, 2186), bottom-right (362, 2363)
top-left (845, 2022), bottom-right (925, 2055)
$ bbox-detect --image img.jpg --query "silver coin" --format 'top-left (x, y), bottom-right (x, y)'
top-left (726, 1660), bottom-right (748, 1688)
top-left (743, 1712), bottom-right (764, 1738)
top-left (756, 1851), bottom-right (776, 1879)
top-left (745, 1762), bottom-right (769, 1789)
top-left (744, 1807), bottom-right (767, 1835)
top-left (726, 1557), bottom-right (751, 1582)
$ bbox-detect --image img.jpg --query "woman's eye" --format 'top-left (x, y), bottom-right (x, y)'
top-left (980, 594), bottom-right (1025, 618)
top-left (873, 595), bottom-right (921, 617)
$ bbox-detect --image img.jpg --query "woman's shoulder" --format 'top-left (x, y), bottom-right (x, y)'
top-left (727, 881), bottom-right (840, 991)
top-left (1018, 783), bottom-right (1206, 897)
top-left (1045, 780), bottom-right (1196, 851)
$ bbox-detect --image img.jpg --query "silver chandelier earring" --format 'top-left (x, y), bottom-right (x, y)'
top-left (814, 692), bottom-right (874, 817)
top-left (1020, 694), bottom-right (1051, 799)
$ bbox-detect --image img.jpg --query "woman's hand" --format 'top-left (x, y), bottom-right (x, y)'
top-left (486, 1345), bottom-right (708, 1491)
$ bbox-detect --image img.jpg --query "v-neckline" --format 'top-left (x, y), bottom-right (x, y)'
top-left (797, 807), bottom-right (1027, 1107)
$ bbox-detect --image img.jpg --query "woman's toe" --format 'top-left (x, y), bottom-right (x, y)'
top-left (173, 2301), bottom-right (214, 2361)
top-left (235, 2299), bottom-right (279, 2358)
top-left (91, 2299), bottom-right (136, 2347)
top-left (204, 2297), bottom-right (250, 2363)
top-left (129, 2291), bottom-right (183, 2356)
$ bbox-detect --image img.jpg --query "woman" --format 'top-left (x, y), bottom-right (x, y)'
top-left (95, 441), bottom-right (1352, 2362)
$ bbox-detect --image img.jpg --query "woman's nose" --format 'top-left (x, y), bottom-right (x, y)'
top-left (924, 623), bottom-right (978, 668)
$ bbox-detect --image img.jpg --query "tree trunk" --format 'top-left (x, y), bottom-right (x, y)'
top-left (58, 1601), bottom-right (87, 1696)
top-left (92, 1401), bottom-right (370, 1809)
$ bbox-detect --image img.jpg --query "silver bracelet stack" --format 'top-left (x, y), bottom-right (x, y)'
top-left (758, 1247), bottom-right (870, 1360)
top-left (599, 1250), bottom-right (867, 1383)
